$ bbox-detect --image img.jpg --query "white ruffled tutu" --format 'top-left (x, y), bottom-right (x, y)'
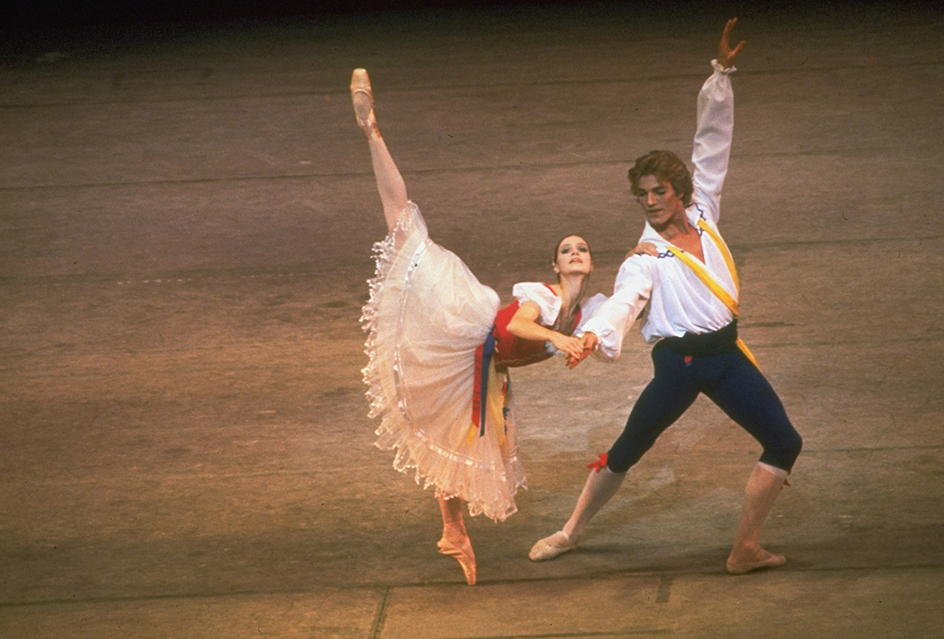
top-left (361, 202), bottom-right (526, 522)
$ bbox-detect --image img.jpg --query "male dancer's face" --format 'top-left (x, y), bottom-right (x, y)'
top-left (632, 175), bottom-right (687, 230)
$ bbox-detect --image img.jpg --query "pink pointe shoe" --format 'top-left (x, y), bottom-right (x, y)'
top-left (437, 530), bottom-right (477, 585)
top-left (350, 68), bottom-right (380, 139)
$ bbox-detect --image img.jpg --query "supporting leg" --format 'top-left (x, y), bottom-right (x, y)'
top-left (529, 466), bottom-right (625, 561)
top-left (437, 495), bottom-right (476, 585)
top-left (726, 462), bottom-right (789, 575)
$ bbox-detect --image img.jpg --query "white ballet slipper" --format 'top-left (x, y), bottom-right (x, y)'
top-left (529, 530), bottom-right (577, 562)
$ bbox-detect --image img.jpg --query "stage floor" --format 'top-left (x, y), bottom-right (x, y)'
top-left (1, 3), bottom-right (942, 637)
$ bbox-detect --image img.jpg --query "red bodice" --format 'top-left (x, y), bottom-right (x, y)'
top-left (469, 285), bottom-right (581, 436)
top-left (491, 289), bottom-right (582, 369)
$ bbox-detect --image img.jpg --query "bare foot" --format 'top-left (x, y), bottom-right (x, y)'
top-left (726, 546), bottom-right (787, 575)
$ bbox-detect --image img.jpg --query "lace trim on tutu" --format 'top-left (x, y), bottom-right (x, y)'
top-left (360, 203), bottom-right (422, 423)
top-left (360, 202), bottom-right (525, 522)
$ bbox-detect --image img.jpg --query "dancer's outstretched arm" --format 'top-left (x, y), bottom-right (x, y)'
top-left (351, 69), bottom-right (409, 233)
top-left (691, 19), bottom-right (744, 224)
top-left (507, 303), bottom-right (585, 361)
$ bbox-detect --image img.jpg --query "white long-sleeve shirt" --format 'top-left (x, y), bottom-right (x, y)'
top-left (580, 61), bottom-right (741, 360)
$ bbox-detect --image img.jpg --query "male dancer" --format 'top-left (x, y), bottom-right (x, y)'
top-left (530, 19), bottom-right (803, 574)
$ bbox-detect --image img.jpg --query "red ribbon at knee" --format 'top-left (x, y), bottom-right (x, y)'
top-left (587, 453), bottom-right (608, 473)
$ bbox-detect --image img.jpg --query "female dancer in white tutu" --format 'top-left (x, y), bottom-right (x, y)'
top-left (352, 68), bottom-right (604, 585)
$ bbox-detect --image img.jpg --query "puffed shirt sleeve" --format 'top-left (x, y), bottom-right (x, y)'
top-left (691, 61), bottom-right (735, 225)
top-left (512, 282), bottom-right (561, 327)
top-left (577, 257), bottom-right (653, 360)
top-left (575, 293), bottom-right (608, 332)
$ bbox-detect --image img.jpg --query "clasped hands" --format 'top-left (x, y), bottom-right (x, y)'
top-left (563, 239), bottom-right (660, 368)
top-left (565, 332), bottom-right (599, 369)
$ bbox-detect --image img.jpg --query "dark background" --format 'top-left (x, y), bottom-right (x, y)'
top-left (2, 0), bottom-right (928, 27)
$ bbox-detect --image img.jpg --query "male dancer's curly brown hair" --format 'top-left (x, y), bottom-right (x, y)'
top-left (628, 150), bottom-right (694, 207)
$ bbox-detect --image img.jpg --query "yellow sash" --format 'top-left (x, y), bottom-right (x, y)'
top-left (664, 219), bottom-right (759, 369)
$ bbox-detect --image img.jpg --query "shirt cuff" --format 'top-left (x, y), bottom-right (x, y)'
top-left (577, 320), bottom-right (620, 360)
top-left (711, 59), bottom-right (736, 74)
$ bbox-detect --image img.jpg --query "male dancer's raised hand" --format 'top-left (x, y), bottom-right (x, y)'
top-left (717, 18), bottom-right (746, 69)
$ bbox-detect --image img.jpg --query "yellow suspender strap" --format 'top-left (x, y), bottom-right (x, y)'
top-left (665, 235), bottom-right (760, 369)
top-left (697, 219), bottom-right (739, 293)
top-left (736, 338), bottom-right (760, 369)
top-left (665, 246), bottom-right (739, 314)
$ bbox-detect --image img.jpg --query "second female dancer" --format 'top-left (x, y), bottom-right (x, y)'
top-left (352, 69), bottom-right (605, 585)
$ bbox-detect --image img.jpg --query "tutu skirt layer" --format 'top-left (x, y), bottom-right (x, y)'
top-left (361, 202), bottom-right (526, 522)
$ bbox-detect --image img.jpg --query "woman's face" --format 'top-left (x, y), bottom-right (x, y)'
top-left (554, 235), bottom-right (593, 276)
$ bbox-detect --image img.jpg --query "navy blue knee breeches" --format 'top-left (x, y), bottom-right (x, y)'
top-left (606, 342), bottom-right (802, 474)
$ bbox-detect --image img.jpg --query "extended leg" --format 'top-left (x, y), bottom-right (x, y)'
top-left (350, 69), bottom-right (409, 233)
top-left (530, 346), bottom-right (699, 562)
top-left (437, 495), bottom-right (476, 585)
top-left (529, 465), bottom-right (625, 561)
